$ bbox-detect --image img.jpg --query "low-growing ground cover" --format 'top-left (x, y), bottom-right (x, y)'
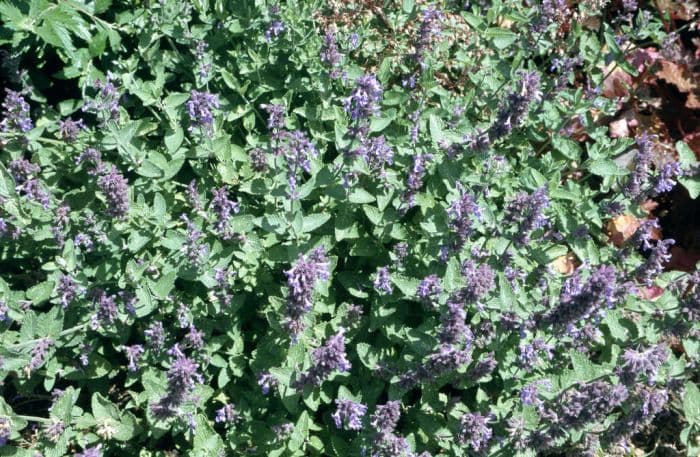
top-left (0, 0), bottom-right (699, 456)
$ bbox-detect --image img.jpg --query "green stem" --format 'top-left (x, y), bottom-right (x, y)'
top-left (7, 323), bottom-right (88, 350)
top-left (13, 414), bottom-right (52, 424)
top-left (0, 132), bottom-right (64, 146)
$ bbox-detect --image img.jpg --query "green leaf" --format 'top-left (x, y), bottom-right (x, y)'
top-left (27, 280), bottom-right (53, 305)
top-left (302, 213), bottom-right (331, 233)
top-left (148, 271), bottom-right (177, 300)
top-left (289, 410), bottom-right (310, 452)
top-left (92, 393), bottom-right (120, 421)
top-left (50, 387), bottom-right (78, 424)
top-left (391, 274), bottom-right (419, 296)
top-left (0, 2), bottom-right (24, 28)
top-left (678, 140), bottom-right (700, 198)
top-left (163, 93), bottom-right (190, 109)
top-left (134, 286), bottom-right (154, 318)
top-left (485, 27), bottom-right (518, 49)
top-left (443, 257), bottom-right (461, 292)
top-left (0, 163), bottom-right (17, 198)
top-left (429, 114), bottom-right (444, 144)
top-left (193, 414), bottom-right (224, 455)
top-left (369, 116), bottom-right (392, 133)
top-left (586, 159), bottom-right (629, 177)
top-left (677, 140), bottom-right (697, 166)
top-left (570, 351), bottom-right (600, 382)
top-left (164, 126), bottom-right (184, 153)
top-left (603, 309), bottom-right (629, 342)
top-left (349, 188), bottom-right (376, 204)
top-left (683, 381), bottom-right (700, 425)
top-left (552, 135), bottom-right (581, 161)
top-left (498, 273), bottom-right (516, 310)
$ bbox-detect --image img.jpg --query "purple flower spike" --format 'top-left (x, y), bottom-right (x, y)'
top-left (262, 103), bottom-right (286, 131)
top-left (504, 186), bottom-right (550, 245)
top-left (398, 344), bottom-right (472, 389)
top-left (151, 345), bottom-right (203, 418)
top-left (258, 371), bottom-right (278, 395)
top-left (284, 246), bottom-right (330, 337)
top-left (618, 344), bottom-right (668, 385)
top-left (27, 338), bottom-right (53, 374)
top-left (344, 74), bottom-right (383, 121)
top-left (1, 89), bottom-right (32, 133)
top-left (265, 6), bottom-right (285, 42)
top-left (374, 266), bottom-right (393, 295)
top-left (214, 403), bottom-right (239, 424)
top-left (636, 238), bottom-right (674, 286)
top-left (413, 6), bottom-right (444, 67)
top-left (541, 265), bottom-right (619, 333)
top-left (293, 328), bottom-right (351, 388)
top-left (489, 71), bottom-right (541, 142)
top-left (56, 274), bottom-right (78, 309)
top-left (144, 321), bottom-right (165, 352)
top-left (417, 274), bottom-right (441, 305)
top-left (124, 344), bottom-right (145, 372)
top-left (75, 445), bottom-right (103, 457)
top-left (332, 399), bottom-right (367, 430)
top-left (457, 412), bottom-right (493, 453)
top-left (210, 186), bottom-right (240, 240)
top-left (97, 166), bottom-right (129, 218)
top-left (653, 161), bottom-right (683, 195)
top-left (58, 117), bottom-right (86, 142)
top-left (187, 90), bottom-right (219, 135)
top-left (624, 132), bottom-right (655, 199)
top-left (82, 76), bottom-right (121, 122)
top-left (321, 32), bottom-right (343, 78)
top-left (371, 401), bottom-right (401, 433)
top-left (438, 299), bottom-right (471, 345)
top-left (402, 153), bottom-right (433, 209)
top-left (518, 339), bottom-right (554, 371)
top-left (0, 416), bottom-right (11, 446)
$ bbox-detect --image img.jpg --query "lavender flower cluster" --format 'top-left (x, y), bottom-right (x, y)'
top-left (284, 247), bottom-right (330, 338)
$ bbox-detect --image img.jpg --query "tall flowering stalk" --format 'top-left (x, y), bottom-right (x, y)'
top-left (617, 344), bottom-right (668, 385)
top-left (265, 5), bottom-right (285, 42)
top-left (374, 266), bottom-right (393, 295)
top-left (9, 158), bottom-right (50, 208)
top-left (467, 71), bottom-right (541, 149)
top-left (82, 75), bottom-right (121, 123)
top-left (97, 166), bottom-right (129, 218)
top-left (444, 184), bottom-right (480, 254)
top-left (1, 89), bottom-right (32, 133)
top-left (151, 345), bottom-right (203, 418)
top-left (320, 32), bottom-right (343, 78)
top-left (283, 247), bottom-right (330, 338)
top-left (635, 238), bottom-right (674, 286)
top-left (533, 380), bottom-right (629, 451)
top-left (540, 265), bottom-right (619, 333)
top-left (370, 401), bottom-right (412, 457)
top-left (186, 90), bottom-right (219, 135)
top-left (457, 412), bottom-right (493, 453)
top-left (412, 6), bottom-right (444, 68)
top-left (344, 74), bottom-right (383, 123)
top-left (398, 344), bottom-right (472, 389)
top-left (263, 104), bottom-right (319, 199)
top-left (209, 186), bottom-right (240, 239)
top-left (624, 133), bottom-right (654, 199)
top-left (332, 399), bottom-right (367, 430)
top-left (504, 186), bottom-right (550, 245)
top-left (402, 153), bottom-right (433, 210)
top-left (293, 328), bottom-right (351, 388)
